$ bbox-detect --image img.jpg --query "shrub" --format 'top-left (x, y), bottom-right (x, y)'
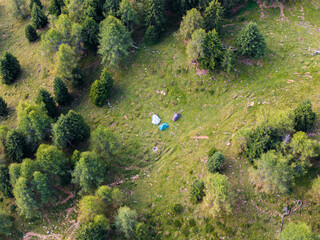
top-left (0, 52), bottom-right (21, 85)
top-left (207, 152), bottom-right (225, 173)
top-left (53, 77), bottom-right (71, 106)
top-left (236, 21), bottom-right (266, 59)
top-left (0, 97), bottom-right (8, 116)
top-left (293, 100), bottom-right (316, 132)
top-left (5, 130), bottom-right (26, 163)
top-left (190, 180), bottom-right (205, 204)
top-left (25, 25), bottom-right (38, 42)
top-left (278, 222), bottom-right (315, 240)
top-left (76, 215), bottom-right (109, 240)
top-left (170, 203), bottom-right (183, 215)
top-left (90, 69), bottom-right (113, 107)
top-left (308, 176), bottom-right (320, 204)
top-left (35, 89), bottom-right (58, 118)
top-left (144, 25), bottom-right (158, 44)
top-left (31, 4), bottom-right (48, 29)
top-left (186, 28), bottom-right (206, 63)
top-left (207, 147), bottom-right (218, 157)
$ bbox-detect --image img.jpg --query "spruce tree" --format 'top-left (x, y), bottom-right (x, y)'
top-left (0, 96), bottom-right (8, 116)
top-left (81, 17), bottom-right (99, 50)
top-left (31, 4), bottom-right (48, 29)
top-left (236, 21), bottom-right (266, 59)
top-left (25, 25), bottom-right (38, 42)
top-left (36, 89), bottom-right (58, 118)
top-left (90, 69), bottom-right (113, 107)
top-left (5, 130), bottom-right (27, 163)
top-left (48, 0), bottom-right (64, 16)
top-left (204, 0), bottom-right (224, 32)
top-left (0, 52), bottom-right (21, 85)
top-left (30, 0), bottom-right (42, 11)
top-left (53, 77), bottom-right (70, 106)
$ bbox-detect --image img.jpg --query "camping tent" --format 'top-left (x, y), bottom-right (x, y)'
top-left (159, 122), bottom-right (169, 131)
top-left (172, 113), bottom-right (181, 122)
top-left (152, 114), bottom-right (161, 125)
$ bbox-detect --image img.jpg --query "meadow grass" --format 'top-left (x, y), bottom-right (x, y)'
top-left (1, 0), bottom-right (320, 239)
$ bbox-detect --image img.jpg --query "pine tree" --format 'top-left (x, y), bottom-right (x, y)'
top-left (0, 52), bottom-right (21, 85)
top-left (25, 25), bottom-right (38, 42)
top-left (0, 96), bottom-right (8, 116)
top-left (35, 89), bottom-right (58, 118)
top-left (53, 77), bottom-right (71, 106)
top-left (31, 4), bottom-right (48, 29)
top-left (90, 69), bottom-right (114, 107)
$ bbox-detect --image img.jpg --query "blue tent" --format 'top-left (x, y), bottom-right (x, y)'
top-left (159, 122), bottom-right (169, 131)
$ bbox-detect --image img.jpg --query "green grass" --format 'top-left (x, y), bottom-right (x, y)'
top-left (1, 0), bottom-right (320, 239)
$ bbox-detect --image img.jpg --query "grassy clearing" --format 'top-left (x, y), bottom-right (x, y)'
top-left (1, 0), bottom-right (320, 239)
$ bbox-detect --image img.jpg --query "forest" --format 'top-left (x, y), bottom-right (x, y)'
top-left (1, 0), bottom-right (320, 239)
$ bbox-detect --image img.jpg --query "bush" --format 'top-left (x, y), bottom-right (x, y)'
top-left (134, 222), bottom-right (150, 240)
top-left (207, 152), bottom-right (225, 173)
top-left (207, 147), bottom-right (218, 157)
top-left (0, 52), bottom-right (21, 85)
top-left (144, 25), bottom-right (158, 44)
top-left (25, 25), bottom-right (38, 42)
top-left (222, 48), bottom-right (236, 74)
top-left (236, 21), bottom-right (266, 59)
top-left (0, 97), bottom-right (8, 116)
top-left (31, 4), bottom-right (48, 29)
top-left (76, 215), bottom-right (109, 240)
top-left (170, 203), bottom-right (183, 215)
top-left (35, 89), bottom-right (58, 118)
top-left (53, 77), bottom-right (71, 106)
top-left (5, 130), bottom-right (27, 163)
top-left (90, 69), bottom-right (113, 107)
top-left (293, 100), bottom-right (316, 132)
top-left (190, 180), bottom-right (205, 204)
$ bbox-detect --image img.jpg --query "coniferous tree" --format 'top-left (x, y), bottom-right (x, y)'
top-left (98, 16), bottom-right (132, 66)
top-left (70, 66), bottom-right (84, 88)
top-left (53, 77), bottom-right (71, 106)
top-left (144, 25), bottom-right (158, 44)
top-left (186, 28), bottom-right (206, 62)
top-left (293, 100), bottom-right (316, 132)
top-left (90, 69), bottom-right (114, 107)
top-left (178, 8), bottom-right (203, 40)
top-left (48, 0), bottom-right (65, 16)
top-left (55, 44), bottom-right (77, 81)
top-left (144, 0), bottom-right (166, 33)
top-left (222, 47), bottom-right (235, 74)
top-left (204, 0), bottom-right (224, 32)
top-left (103, 0), bottom-right (120, 16)
top-left (0, 164), bottom-right (13, 198)
top-left (29, 0), bottom-right (42, 11)
top-left (31, 4), bottom-right (48, 29)
top-left (0, 52), bottom-right (21, 85)
top-left (81, 17), bottom-right (99, 50)
top-left (36, 89), bottom-right (58, 118)
top-left (53, 110), bottom-right (90, 148)
top-left (236, 21), bottom-right (266, 59)
top-left (199, 29), bottom-right (223, 71)
top-left (25, 25), bottom-right (38, 42)
top-left (0, 96), bottom-right (8, 116)
top-left (32, 171), bottom-right (53, 203)
top-left (119, 0), bottom-right (138, 31)
top-left (5, 130), bottom-right (26, 163)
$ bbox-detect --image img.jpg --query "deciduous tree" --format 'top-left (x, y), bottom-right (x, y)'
top-left (186, 28), bottom-right (206, 62)
top-left (178, 8), bottom-right (203, 40)
top-left (55, 44), bottom-right (78, 81)
top-left (115, 206), bottom-right (138, 239)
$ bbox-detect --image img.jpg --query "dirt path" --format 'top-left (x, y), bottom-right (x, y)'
top-left (24, 232), bottom-right (63, 240)
top-left (256, 0), bottom-right (285, 19)
top-left (53, 186), bottom-right (76, 206)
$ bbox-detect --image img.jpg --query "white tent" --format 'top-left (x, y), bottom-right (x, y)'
top-left (152, 114), bottom-right (161, 125)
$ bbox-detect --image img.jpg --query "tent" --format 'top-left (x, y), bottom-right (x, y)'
top-left (159, 122), bottom-right (169, 131)
top-left (152, 114), bottom-right (161, 125)
top-left (172, 113), bottom-right (181, 122)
